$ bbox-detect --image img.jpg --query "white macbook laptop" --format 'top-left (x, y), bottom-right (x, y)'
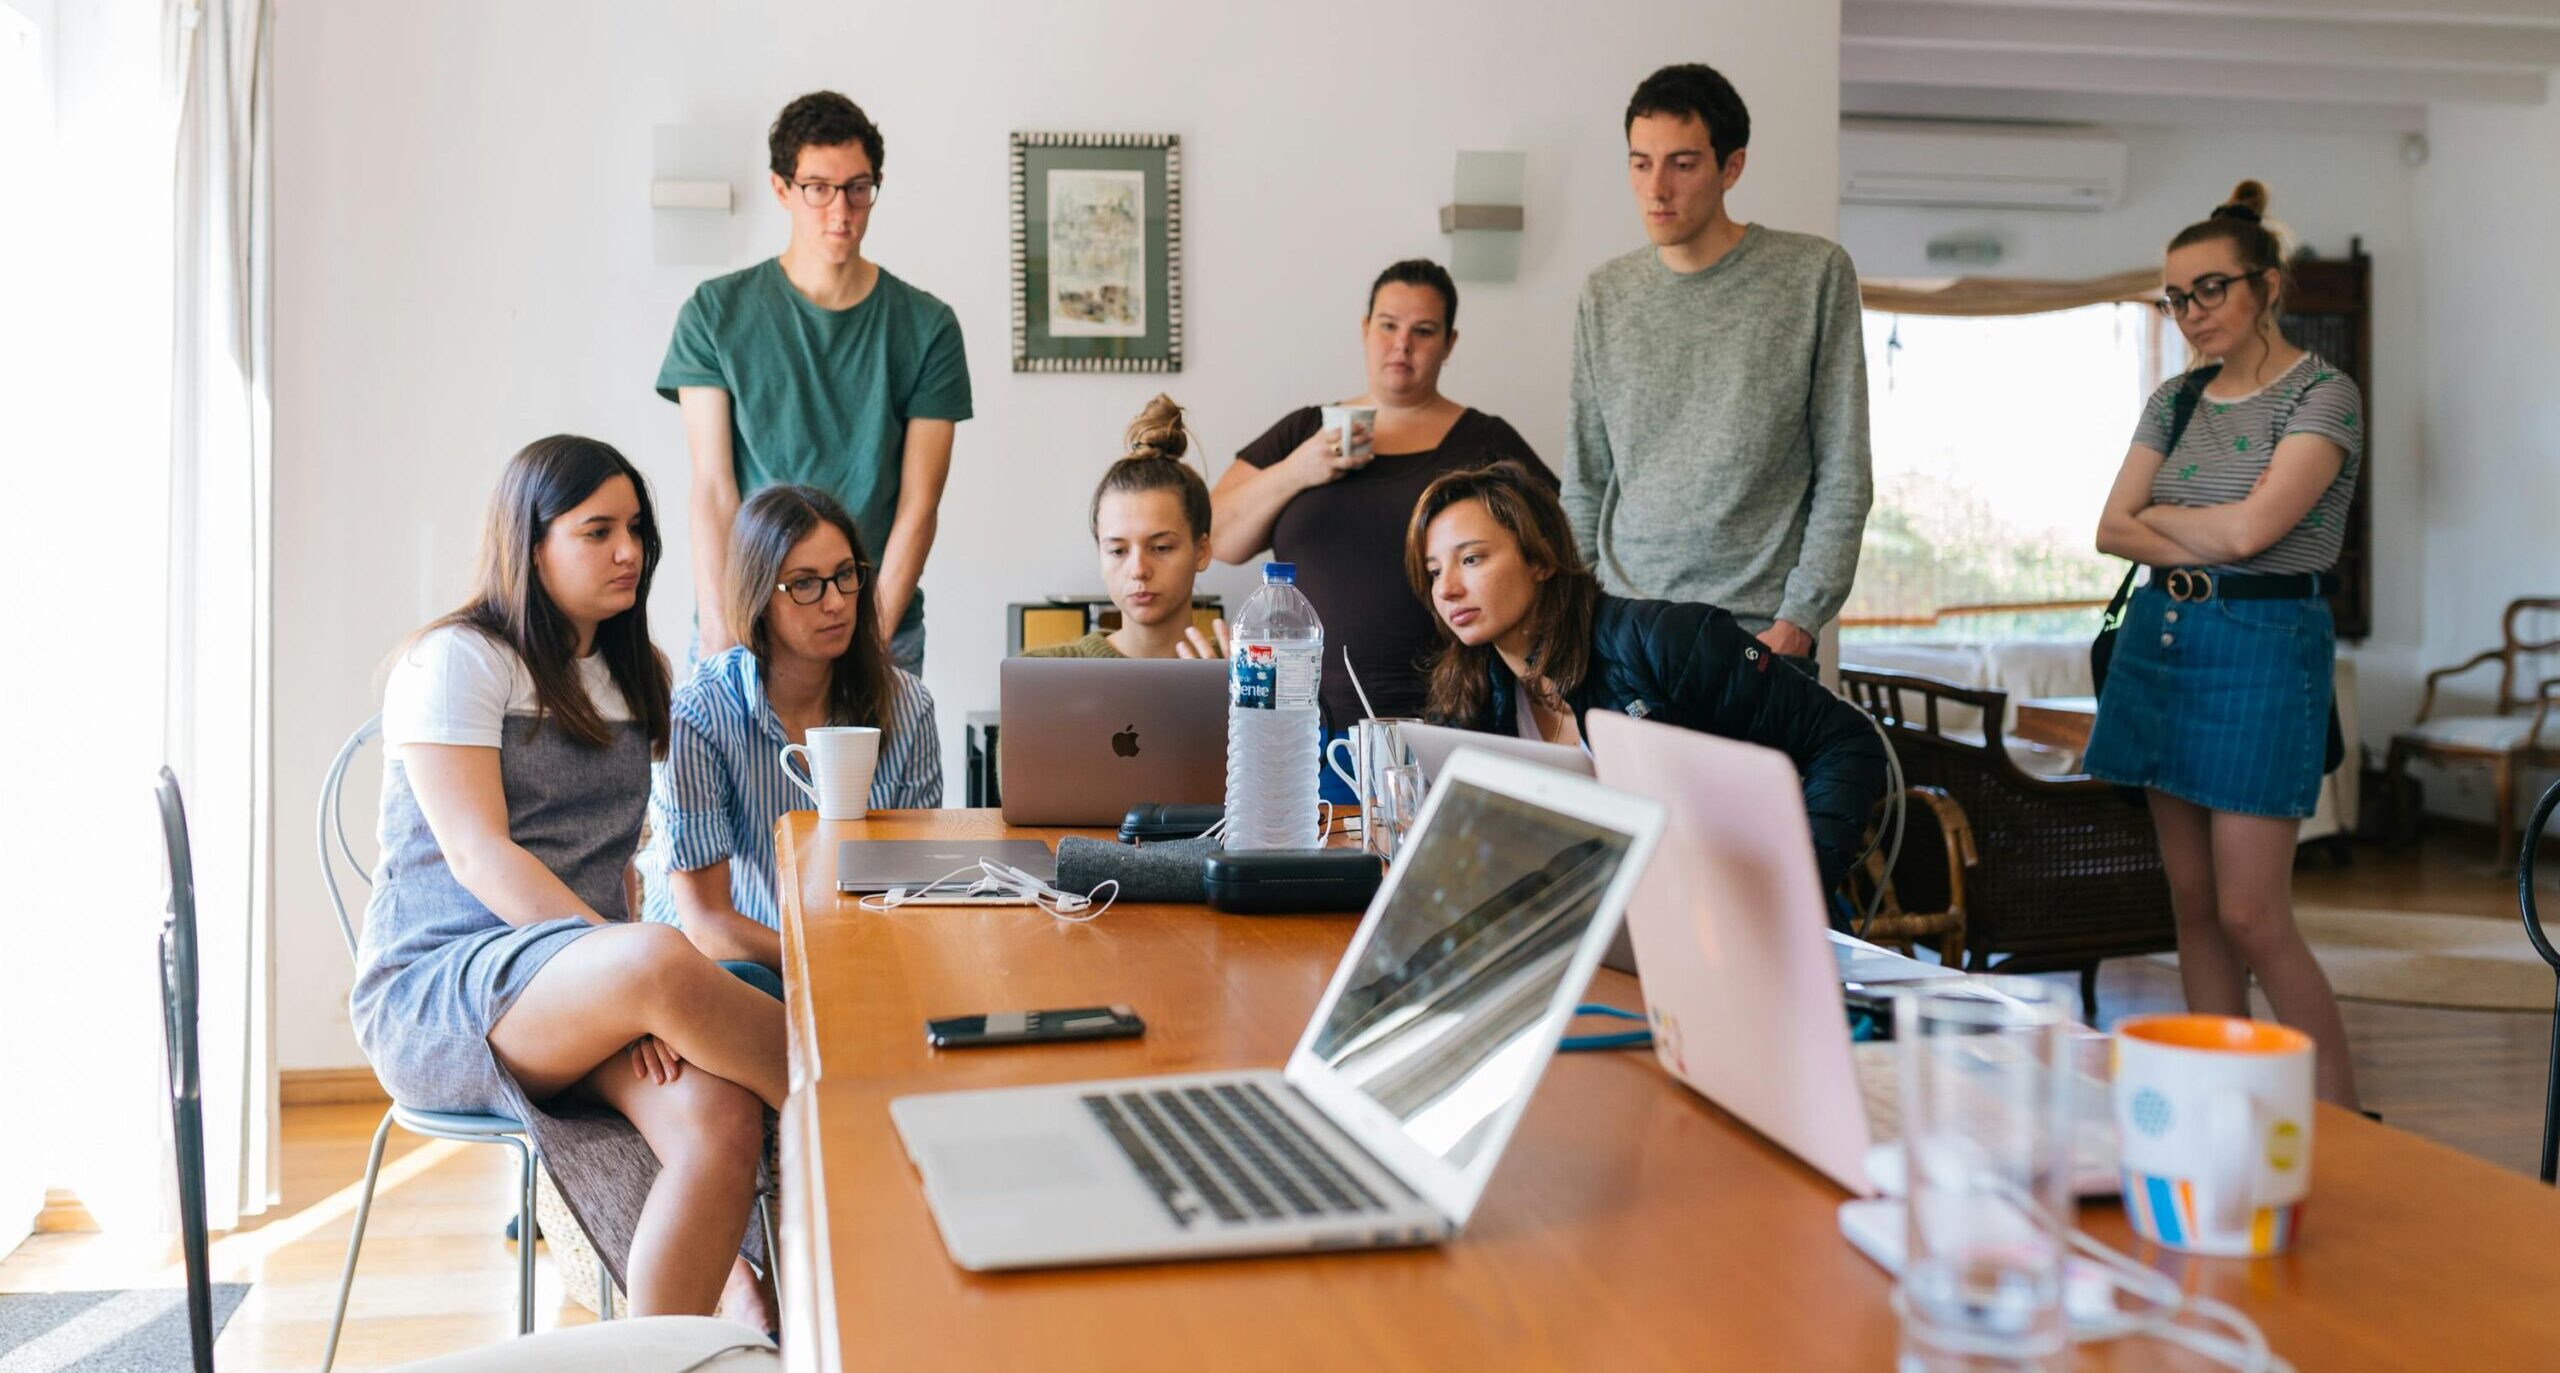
top-left (1585, 711), bottom-right (2118, 1199)
top-left (888, 747), bottom-right (1667, 1270)
top-left (1401, 720), bottom-right (1593, 784)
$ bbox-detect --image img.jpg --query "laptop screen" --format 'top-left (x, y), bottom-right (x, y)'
top-left (1306, 777), bottom-right (1638, 1171)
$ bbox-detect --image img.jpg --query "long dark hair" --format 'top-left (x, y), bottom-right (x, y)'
top-left (426, 435), bottom-right (672, 754)
top-left (1403, 462), bottom-right (1599, 726)
top-left (724, 485), bottom-right (895, 732)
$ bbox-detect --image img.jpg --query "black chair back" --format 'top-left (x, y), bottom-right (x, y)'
top-left (156, 766), bottom-right (218, 1372)
top-left (2523, 777), bottom-right (2560, 1186)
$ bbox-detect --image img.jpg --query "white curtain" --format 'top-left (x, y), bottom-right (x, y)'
top-left (162, 0), bottom-right (276, 1229)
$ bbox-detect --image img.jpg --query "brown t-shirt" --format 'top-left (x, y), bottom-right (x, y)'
top-left (1236, 406), bottom-right (1551, 726)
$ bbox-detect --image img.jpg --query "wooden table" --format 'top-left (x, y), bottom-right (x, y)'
top-left (2015, 695), bottom-right (2101, 754)
top-left (774, 810), bottom-right (2560, 1371)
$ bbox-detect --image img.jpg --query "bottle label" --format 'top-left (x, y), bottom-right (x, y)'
top-left (1231, 643), bottom-right (1276, 709)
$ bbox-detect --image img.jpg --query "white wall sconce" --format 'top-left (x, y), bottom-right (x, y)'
top-left (652, 125), bottom-right (744, 266)
top-left (1441, 151), bottom-right (1525, 282)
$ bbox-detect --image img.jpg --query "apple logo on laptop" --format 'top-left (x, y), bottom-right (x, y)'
top-left (1112, 724), bottom-right (1141, 758)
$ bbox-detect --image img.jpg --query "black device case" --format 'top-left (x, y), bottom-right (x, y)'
top-left (1118, 802), bottom-right (1225, 844)
top-left (1202, 849), bottom-right (1384, 914)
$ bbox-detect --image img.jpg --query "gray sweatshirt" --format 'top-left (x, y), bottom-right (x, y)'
top-left (1564, 225), bottom-right (1872, 634)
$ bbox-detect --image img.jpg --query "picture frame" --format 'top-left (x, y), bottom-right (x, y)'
top-left (1010, 131), bottom-right (1183, 373)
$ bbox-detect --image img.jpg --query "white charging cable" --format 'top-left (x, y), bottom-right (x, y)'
top-left (856, 861), bottom-right (1119, 924)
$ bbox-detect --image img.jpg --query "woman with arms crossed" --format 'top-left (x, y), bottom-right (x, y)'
top-left (2087, 180), bottom-right (2364, 1108)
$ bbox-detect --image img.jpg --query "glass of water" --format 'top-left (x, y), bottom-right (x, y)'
top-left (1374, 763), bottom-right (1427, 863)
top-left (1893, 978), bottom-right (2074, 1373)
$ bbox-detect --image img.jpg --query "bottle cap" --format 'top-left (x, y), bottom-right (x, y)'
top-left (1262, 562), bottom-right (1296, 584)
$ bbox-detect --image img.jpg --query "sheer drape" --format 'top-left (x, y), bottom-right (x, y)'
top-left (162, 0), bottom-right (277, 1229)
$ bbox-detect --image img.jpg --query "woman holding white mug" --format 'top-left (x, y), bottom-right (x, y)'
top-left (645, 484), bottom-right (941, 992)
top-left (1212, 260), bottom-right (1551, 803)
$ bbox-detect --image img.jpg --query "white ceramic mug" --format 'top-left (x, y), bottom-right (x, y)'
top-left (779, 726), bottom-right (882, 821)
top-left (1324, 717), bottom-right (1420, 857)
top-left (2113, 1014), bottom-right (2315, 1257)
top-left (1318, 404), bottom-right (1376, 464)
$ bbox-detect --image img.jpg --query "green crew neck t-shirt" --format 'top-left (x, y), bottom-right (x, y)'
top-left (657, 260), bottom-right (973, 635)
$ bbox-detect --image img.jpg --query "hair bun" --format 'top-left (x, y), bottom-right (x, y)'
top-left (2214, 178), bottom-right (2270, 223)
top-left (1120, 393), bottom-right (1190, 463)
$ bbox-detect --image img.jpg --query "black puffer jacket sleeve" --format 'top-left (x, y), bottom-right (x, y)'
top-left (1589, 598), bottom-right (1889, 894)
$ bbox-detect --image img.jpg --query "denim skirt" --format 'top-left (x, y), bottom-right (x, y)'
top-left (2084, 582), bottom-right (2335, 819)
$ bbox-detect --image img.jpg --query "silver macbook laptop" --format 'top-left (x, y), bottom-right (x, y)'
top-left (889, 748), bottom-right (1667, 1271)
top-left (1000, 658), bottom-right (1227, 826)
top-left (1401, 720), bottom-right (1593, 784)
top-left (837, 839), bottom-right (1058, 896)
top-left (1585, 711), bottom-right (2118, 1199)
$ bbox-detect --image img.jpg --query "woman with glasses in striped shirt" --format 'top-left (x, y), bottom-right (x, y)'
top-left (2087, 180), bottom-right (2364, 1108)
top-left (645, 485), bottom-right (942, 996)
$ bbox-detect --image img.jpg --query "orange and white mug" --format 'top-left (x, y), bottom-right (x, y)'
top-left (2113, 1014), bottom-right (2314, 1257)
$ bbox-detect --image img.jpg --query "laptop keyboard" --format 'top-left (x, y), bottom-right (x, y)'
top-left (1081, 1081), bottom-right (1388, 1229)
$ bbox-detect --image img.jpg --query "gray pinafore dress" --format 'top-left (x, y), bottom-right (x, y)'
top-left (350, 708), bottom-right (763, 1287)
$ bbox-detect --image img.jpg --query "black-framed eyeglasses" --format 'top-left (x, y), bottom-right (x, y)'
top-left (2156, 271), bottom-right (2259, 318)
top-left (794, 177), bottom-right (881, 210)
top-left (778, 565), bottom-right (864, 605)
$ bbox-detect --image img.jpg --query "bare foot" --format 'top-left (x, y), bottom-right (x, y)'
top-left (716, 1254), bottom-right (776, 1337)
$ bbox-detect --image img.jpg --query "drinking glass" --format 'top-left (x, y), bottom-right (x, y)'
top-left (1893, 978), bottom-right (2075, 1373)
top-left (1375, 763), bottom-right (1428, 863)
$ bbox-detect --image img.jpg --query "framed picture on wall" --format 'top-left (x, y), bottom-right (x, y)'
top-left (1010, 131), bottom-right (1183, 373)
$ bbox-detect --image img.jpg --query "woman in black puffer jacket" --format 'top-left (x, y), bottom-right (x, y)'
top-left (1403, 462), bottom-right (1888, 894)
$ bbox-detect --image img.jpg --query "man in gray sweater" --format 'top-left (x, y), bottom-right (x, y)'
top-left (1566, 63), bottom-right (1871, 659)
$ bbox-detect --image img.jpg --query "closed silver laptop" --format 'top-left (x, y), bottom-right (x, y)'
top-left (890, 748), bottom-right (1667, 1271)
top-left (1000, 658), bottom-right (1227, 826)
top-left (837, 839), bottom-right (1058, 895)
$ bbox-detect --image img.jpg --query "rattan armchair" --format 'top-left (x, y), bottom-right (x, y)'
top-left (1842, 667), bottom-right (2176, 1021)
top-left (2387, 596), bottom-right (2560, 864)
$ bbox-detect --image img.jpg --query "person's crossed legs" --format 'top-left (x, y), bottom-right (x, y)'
top-left (487, 922), bottom-right (788, 1316)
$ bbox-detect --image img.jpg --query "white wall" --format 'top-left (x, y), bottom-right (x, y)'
top-left (271, 0), bottom-right (1845, 1069)
top-left (1838, 123), bottom-right (2427, 759)
top-left (2409, 98), bottom-right (2560, 830)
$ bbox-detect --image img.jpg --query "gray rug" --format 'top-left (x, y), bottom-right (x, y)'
top-left (0, 1285), bottom-right (248, 1372)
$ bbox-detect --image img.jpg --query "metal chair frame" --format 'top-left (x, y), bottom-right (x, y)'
top-left (2522, 778), bottom-right (2560, 1185)
top-left (156, 768), bottom-right (218, 1373)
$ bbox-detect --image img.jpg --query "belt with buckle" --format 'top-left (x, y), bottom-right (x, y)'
top-left (2150, 567), bottom-right (2339, 602)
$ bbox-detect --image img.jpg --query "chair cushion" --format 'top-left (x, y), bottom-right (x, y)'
top-left (2397, 715), bottom-right (2550, 752)
top-left (390, 1316), bottom-right (778, 1372)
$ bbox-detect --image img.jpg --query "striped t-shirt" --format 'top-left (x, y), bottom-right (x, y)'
top-left (2134, 353), bottom-right (2363, 575)
top-left (642, 646), bottom-right (942, 931)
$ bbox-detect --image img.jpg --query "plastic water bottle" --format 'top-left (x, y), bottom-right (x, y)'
top-left (1225, 562), bottom-right (1324, 850)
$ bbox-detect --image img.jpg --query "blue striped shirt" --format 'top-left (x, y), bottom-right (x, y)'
top-left (643, 646), bottom-right (942, 931)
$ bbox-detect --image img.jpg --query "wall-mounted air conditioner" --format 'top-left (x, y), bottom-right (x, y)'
top-left (1840, 120), bottom-right (2127, 212)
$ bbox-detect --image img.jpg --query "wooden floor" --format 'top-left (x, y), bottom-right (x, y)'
top-left (4, 828), bottom-right (2553, 1370)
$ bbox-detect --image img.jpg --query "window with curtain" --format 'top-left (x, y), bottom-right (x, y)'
top-left (1842, 294), bottom-right (2188, 645)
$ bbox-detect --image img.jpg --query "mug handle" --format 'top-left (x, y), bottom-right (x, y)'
top-left (1325, 736), bottom-right (1360, 794)
top-left (2200, 1087), bottom-right (2257, 1234)
top-left (779, 743), bottom-right (821, 806)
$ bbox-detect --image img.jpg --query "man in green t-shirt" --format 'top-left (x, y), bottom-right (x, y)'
top-left (659, 91), bottom-right (972, 672)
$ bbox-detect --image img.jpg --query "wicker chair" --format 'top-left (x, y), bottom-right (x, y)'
top-left (1842, 667), bottom-right (2176, 1021)
top-left (1844, 785), bottom-right (1972, 968)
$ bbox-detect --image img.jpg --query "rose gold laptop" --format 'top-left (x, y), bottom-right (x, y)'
top-left (1586, 712), bottom-right (2119, 1199)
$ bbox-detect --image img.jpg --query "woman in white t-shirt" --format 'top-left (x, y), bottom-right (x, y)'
top-left (352, 436), bottom-right (782, 1323)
